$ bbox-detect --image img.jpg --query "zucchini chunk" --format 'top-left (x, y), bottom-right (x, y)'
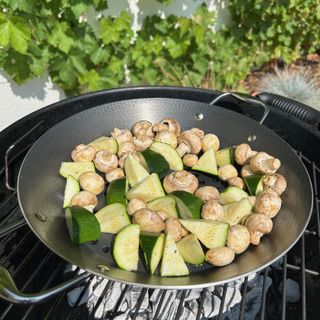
top-left (192, 147), bottom-right (218, 175)
top-left (215, 147), bottom-right (234, 167)
top-left (113, 224), bottom-right (140, 271)
top-left (147, 196), bottom-right (178, 218)
top-left (106, 177), bottom-right (128, 205)
top-left (177, 234), bottom-right (205, 265)
top-left (95, 203), bottom-right (131, 234)
top-left (63, 175), bottom-right (80, 208)
top-left (222, 198), bottom-right (253, 225)
top-left (244, 175), bottom-right (265, 196)
top-left (124, 154), bottom-right (149, 187)
top-left (89, 136), bottom-right (118, 153)
top-left (59, 162), bottom-right (95, 179)
top-left (138, 149), bottom-right (170, 177)
top-left (219, 186), bottom-right (248, 205)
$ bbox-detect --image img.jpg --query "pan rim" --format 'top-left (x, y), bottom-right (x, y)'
top-left (17, 96), bottom-right (314, 289)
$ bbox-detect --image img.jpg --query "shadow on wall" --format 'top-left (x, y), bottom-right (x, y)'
top-left (0, 71), bottom-right (65, 101)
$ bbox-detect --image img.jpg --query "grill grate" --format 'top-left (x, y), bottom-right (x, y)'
top-left (0, 121), bottom-right (319, 320)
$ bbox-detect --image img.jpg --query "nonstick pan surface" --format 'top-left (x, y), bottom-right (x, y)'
top-left (17, 97), bottom-right (313, 288)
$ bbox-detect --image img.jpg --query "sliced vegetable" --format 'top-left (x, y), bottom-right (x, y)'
top-left (65, 206), bottom-right (101, 244)
top-left (160, 233), bottom-right (189, 276)
top-left (179, 219), bottom-right (228, 249)
top-left (124, 154), bottom-right (149, 187)
top-left (149, 142), bottom-right (183, 170)
top-left (89, 136), bottom-right (118, 153)
top-left (244, 175), bottom-right (265, 195)
top-left (219, 186), bottom-right (248, 205)
top-left (106, 177), bottom-right (128, 205)
top-left (113, 224), bottom-right (140, 271)
top-left (59, 162), bottom-right (95, 179)
top-left (95, 203), bottom-right (131, 234)
top-left (222, 198), bottom-right (253, 225)
top-left (147, 196), bottom-right (178, 218)
top-left (177, 234), bottom-right (205, 265)
top-left (192, 147), bottom-right (218, 175)
top-left (126, 173), bottom-right (165, 202)
top-left (138, 149), bottom-right (170, 177)
top-left (63, 175), bottom-right (80, 208)
top-left (169, 191), bottom-right (203, 219)
top-left (140, 232), bottom-right (165, 274)
top-left (215, 147), bottom-right (234, 167)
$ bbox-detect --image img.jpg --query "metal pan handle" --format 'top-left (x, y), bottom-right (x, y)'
top-left (0, 264), bottom-right (89, 304)
top-left (209, 92), bottom-right (270, 124)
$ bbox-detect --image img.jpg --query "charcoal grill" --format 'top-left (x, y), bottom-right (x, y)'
top-left (0, 87), bottom-right (319, 319)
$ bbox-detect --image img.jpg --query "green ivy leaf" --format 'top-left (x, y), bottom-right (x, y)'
top-left (0, 14), bottom-right (31, 54)
top-left (59, 58), bottom-right (77, 85)
top-left (90, 45), bottom-right (110, 64)
top-left (48, 22), bottom-right (75, 54)
top-left (79, 69), bottom-right (101, 91)
top-left (70, 54), bottom-right (87, 75)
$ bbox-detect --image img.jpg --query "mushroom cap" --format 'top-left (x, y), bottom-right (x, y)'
top-left (234, 143), bottom-right (257, 166)
top-left (163, 170), bottom-right (198, 194)
top-left (244, 213), bottom-right (273, 234)
top-left (94, 150), bottom-right (118, 173)
top-left (154, 131), bottom-right (178, 149)
top-left (127, 198), bottom-right (147, 215)
top-left (111, 128), bottom-right (132, 145)
top-left (254, 190), bottom-right (282, 218)
top-left (201, 133), bottom-right (220, 152)
top-left (70, 191), bottom-right (98, 212)
top-left (195, 186), bottom-right (219, 202)
top-left (182, 154), bottom-right (198, 167)
top-left (79, 171), bottom-right (105, 195)
top-left (131, 120), bottom-right (154, 138)
top-left (263, 174), bottom-right (287, 195)
top-left (201, 200), bottom-right (224, 221)
top-left (241, 164), bottom-right (254, 177)
top-left (206, 247), bottom-right (235, 267)
top-left (165, 217), bottom-right (183, 242)
top-left (178, 130), bottom-right (202, 154)
top-left (71, 144), bottom-right (96, 162)
top-left (105, 168), bottom-right (124, 183)
top-left (227, 177), bottom-right (245, 189)
top-left (218, 164), bottom-right (238, 181)
top-left (227, 224), bottom-right (250, 254)
top-left (132, 208), bottom-right (165, 233)
top-left (159, 118), bottom-right (181, 137)
top-left (133, 136), bottom-right (153, 151)
top-left (190, 128), bottom-right (205, 139)
top-left (117, 141), bottom-right (136, 157)
top-left (250, 152), bottom-right (281, 174)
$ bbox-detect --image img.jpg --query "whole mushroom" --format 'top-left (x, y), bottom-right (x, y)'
top-left (250, 152), bottom-right (281, 175)
top-left (111, 128), bottom-right (132, 145)
top-left (206, 247), bottom-right (235, 267)
top-left (201, 200), bottom-right (224, 221)
top-left (153, 118), bottom-right (181, 137)
top-left (70, 191), bottom-right (98, 212)
top-left (105, 168), bottom-right (125, 183)
top-left (132, 208), bottom-right (165, 233)
top-left (201, 133), bottom-right (220, 152)
top-left (227, 177), bottom-right (245, 189)
top-left (243, 213), bottom-right (273, 245)
top-left (263, 174), bottom-right (287, 195)
top-left (176, 130), bottom-right (202, 157)
top-left (165, 217), bottom-right (183, 241)
top-left (79, 171), bottom-right (105, 195)
top-left (154, 131), bottom-right (178, 149)
top-left (227, 224), bottom-right (250, 254)
top-left (133, 136), bottom-right (153, 151)
top-left (163, 170), bottom-right (198, 194)
top-left (132, 120), bottom-right (154, 138)
top-left (94, 151), bottom-right (118, 173)
top-left (183, 154), bottom-right (198, 167)
top-left (127, 198), bottom-right (147, 215)
top-left (234, 144), bottom-right (257, 166)
top-left (117, 142), bottom-right (136, 158)
top-left (254, 190), bottom-right (282, 218)
top-left (218, 164), bottom-right (238, 181)
top-left (190, 128), bottom-right (205, 139)
top-left (71, 144), bottom-right (96, 162)
top-left (195, 186), bottom-right (219, 202)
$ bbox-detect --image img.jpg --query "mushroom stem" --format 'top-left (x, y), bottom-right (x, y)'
top-left (176, 143), bottom-right (190, 157)
top-left (264, 158), bottom-right (281, 171)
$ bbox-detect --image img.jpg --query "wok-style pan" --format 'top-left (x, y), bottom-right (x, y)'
top-left (0, 91), bottom-right (313, 304)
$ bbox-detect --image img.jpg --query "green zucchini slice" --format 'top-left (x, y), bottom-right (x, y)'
top-left (222, 198), bottom-right (253, 225)
top-left (219, 186), bottom-right (248, 205)
top-left (215, 147), bottom-right (234, 167)
top-left (138, 149), bottom-right (170, 177)
top-left (147, 196), bottom-right (178, 218)
top-left (59, 162), bottom-right (95, 179)
top-left (89, 136), bottom-right (118, 153)
top-left (106, 177), bottom-right (128, 205)
top-left (244, 175), bottom-right (265, 195)
top-left (113, 224), bottom-right (140, 271)
top-left (95, 203), bottom-right (131, 234)
top-left (124, 154), bottom-right (149, 187)
top-left (177, 234), bottom-right (205, 265)
top-left (192, 147), bottom-right (218, 175)
top-left (63, 175), bottom-right (80, 208)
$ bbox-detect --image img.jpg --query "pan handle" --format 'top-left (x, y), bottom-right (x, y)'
top-left (209, 92), bottom-right (270, 124)
top-left (0, 264), bottom-right (90, 304)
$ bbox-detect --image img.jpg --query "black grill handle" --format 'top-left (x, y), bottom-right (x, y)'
top-left (258, 92), bottom-right (320, 130)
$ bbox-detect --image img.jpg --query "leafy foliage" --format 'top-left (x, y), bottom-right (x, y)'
top-left (0, 0), bottom-right (319, 95)
top-left (226, 0), bottom-right (320, 63)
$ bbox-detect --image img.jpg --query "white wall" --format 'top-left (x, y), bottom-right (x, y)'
top-left (0, 0), bottom-right (229, 132)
